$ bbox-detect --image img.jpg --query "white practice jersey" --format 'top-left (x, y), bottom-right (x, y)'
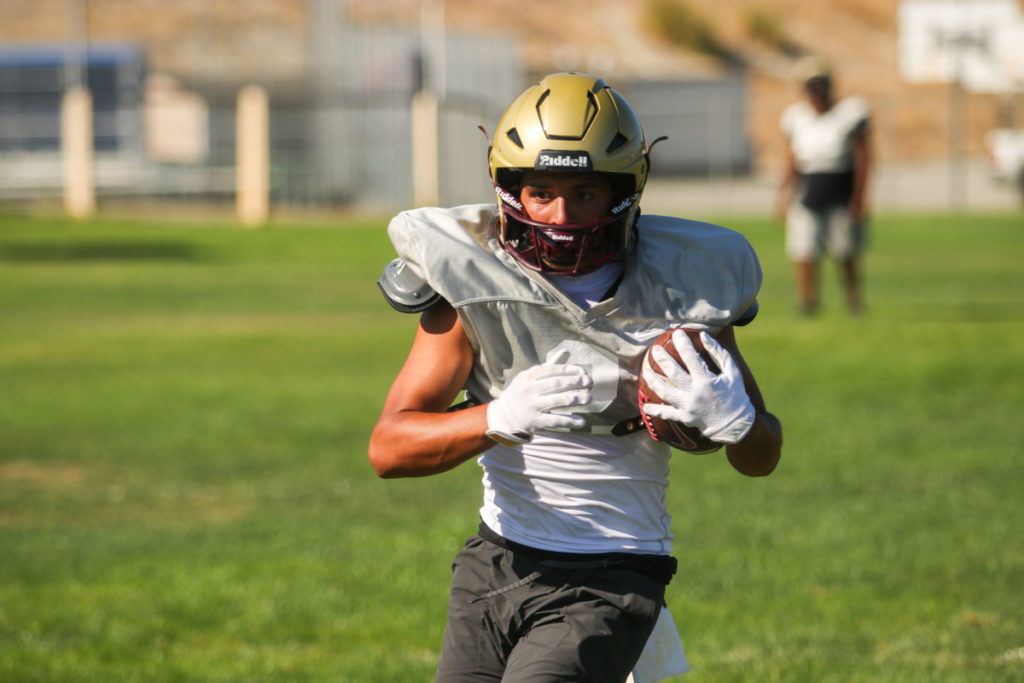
top-left (386, 204), bottom-right (762, 554)
top-left (781, 96), bottom-right (870, 174)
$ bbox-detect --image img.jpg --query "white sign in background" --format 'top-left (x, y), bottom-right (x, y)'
top-left (899, 0), bottom-right (1024, 92)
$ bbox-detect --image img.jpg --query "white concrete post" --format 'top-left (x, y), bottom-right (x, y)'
top-left (61, 85), bottom-right (96, 218)
top-left (236, 85), bottom-right (270, 227)
top-left (411, 90), bottom-right (440, 207)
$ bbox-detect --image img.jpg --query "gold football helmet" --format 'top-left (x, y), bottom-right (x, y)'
top-left (488, 73), bottom-right (651, 276)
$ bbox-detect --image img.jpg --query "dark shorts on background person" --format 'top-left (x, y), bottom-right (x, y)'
top-left (435, 526), bottom-right (674, 683)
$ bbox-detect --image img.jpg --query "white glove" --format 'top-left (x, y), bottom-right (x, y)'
top-left (486, 349), bottom-right (593, 445)
top-left (641, 330), bottom-right (755, 444)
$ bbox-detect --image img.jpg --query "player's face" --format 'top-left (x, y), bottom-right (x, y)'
top-left (805, 76), bottom-right (833, 113)
top-left (519, 171), bottom-right (615, 226)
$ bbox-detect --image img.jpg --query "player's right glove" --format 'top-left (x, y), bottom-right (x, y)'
top-left (486, 349), bottom-right (593, 445)
top-left (641, 330), bottom-right (756, 445)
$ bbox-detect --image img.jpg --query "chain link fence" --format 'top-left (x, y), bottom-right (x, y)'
top-left (0, 1), bottom-right (1020, 217)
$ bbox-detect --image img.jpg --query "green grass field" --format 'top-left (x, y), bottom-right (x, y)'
top-left (2, 208), bottom-right (1022, 682)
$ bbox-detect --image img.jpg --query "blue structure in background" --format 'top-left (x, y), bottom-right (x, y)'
top-left (0, 43), bottom-right (145, 153)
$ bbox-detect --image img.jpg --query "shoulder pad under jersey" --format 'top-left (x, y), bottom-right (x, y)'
top-left (377, 258), bottom-right (443, 313)
top-left (734, 300), bottom-right (759, 326)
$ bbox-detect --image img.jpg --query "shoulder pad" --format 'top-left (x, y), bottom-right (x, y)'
top-left (734, 300), bottom-right (759, 326)
top-left (377, 258), bottom-right (443, 313)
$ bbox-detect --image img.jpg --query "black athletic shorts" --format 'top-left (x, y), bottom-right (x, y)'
top-left (435, 524), bottom-right (676, 682)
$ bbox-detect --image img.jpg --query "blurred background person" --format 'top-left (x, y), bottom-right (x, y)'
top-left (775, 56), bottom-right (872, 316)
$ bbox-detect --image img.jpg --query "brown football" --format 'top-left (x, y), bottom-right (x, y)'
top-left (638, 327), bottom-right (724, 454)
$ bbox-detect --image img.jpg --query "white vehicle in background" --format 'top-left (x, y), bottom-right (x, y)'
top-left (985, 128), bottom-right (1024, 202)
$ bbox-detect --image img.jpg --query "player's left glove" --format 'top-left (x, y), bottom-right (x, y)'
top-left (485, 349), bottom-right (592, 445)
top-left (641, 330), bottom-right (755, 444)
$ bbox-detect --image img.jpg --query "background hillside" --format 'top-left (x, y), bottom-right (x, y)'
top-left (1, 0), bottom-right (1020, 212)
top-left (350, 0), bottom-right (1024, 174)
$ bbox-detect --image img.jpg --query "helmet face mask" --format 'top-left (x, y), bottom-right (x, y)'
top-left (497, 190), bottom-right (638, 275)
top-left (489, 73), bottom-right (650, 276)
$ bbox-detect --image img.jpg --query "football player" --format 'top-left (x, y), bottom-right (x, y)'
top-left (775, 56), bottom-right (873, 315)
top-left (370, 72), bottom-right (782, 682)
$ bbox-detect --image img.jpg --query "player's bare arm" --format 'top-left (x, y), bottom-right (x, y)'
top-left (368, 301), bottom-right (493, 478)
top-left (715, 326), bottom-right (783, 477)
top-left (849, 127), bottom-right (872, 220)
top-left (774, 146), bottom-right (797, 221)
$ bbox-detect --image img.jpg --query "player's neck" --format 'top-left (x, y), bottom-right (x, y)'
top-left (548, 262), bottom-right (624, 309)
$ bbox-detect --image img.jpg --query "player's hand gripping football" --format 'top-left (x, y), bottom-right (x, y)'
top-left (486, 349), bottom-right (592, 445)
top-left (641, 330), bottom-right (755, 445)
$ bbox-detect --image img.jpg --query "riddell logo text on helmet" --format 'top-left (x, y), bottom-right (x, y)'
top-left (495, 186), bottom-right (524, 211)
top-left (611, 193), bottom-right (641, 215)
top-left (535, 150), bottom-right (593, 171)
